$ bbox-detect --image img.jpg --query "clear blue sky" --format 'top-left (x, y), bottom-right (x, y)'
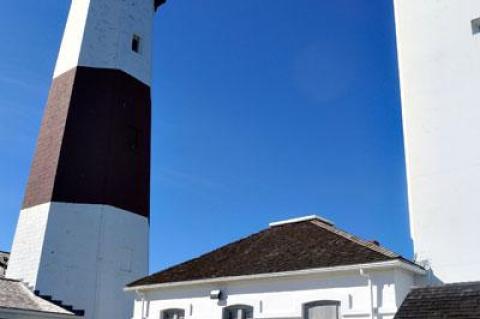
top-left (0, 0), bottom-right (411, 272)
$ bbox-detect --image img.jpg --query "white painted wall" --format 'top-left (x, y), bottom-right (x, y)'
top-left (54, 0), bottom-right (155, 85)
top-left (394, 0), bottom-right (480, 283)
top-left (7, 203), bottom-right (149, 319)
top-left (7, 204), bottom-right (50, 287)
top-left (130, 268), bottom-right (417, 319)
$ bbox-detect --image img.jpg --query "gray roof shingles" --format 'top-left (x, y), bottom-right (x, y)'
top-left (0, 277), bottom-right (75, 316)
top-left (395, 281), bottom-right (480, 319)
top-left (129, 218), bottom-right (418, 287)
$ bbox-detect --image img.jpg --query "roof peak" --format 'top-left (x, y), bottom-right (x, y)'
top-left (269, 215), bottom-right (334, 227)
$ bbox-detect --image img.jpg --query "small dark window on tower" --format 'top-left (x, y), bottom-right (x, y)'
top-left (132, 34), bottom-right (141, 53)
top-left (471, 18), bottom-right (480, 35)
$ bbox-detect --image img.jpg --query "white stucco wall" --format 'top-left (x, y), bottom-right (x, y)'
top-left (7, 203), bottom-right (149, 319)
top-left (130, 268), bottom-right (417, 319)
top-left (54, 0), bottom-right (154, 85)
top-left (394, 0), bottom-right (480, 283)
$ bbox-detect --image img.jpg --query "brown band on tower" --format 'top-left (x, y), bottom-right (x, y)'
top-left (23, 66), bottom-right (151, 218)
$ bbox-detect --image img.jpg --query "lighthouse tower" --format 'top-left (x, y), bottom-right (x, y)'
top-left (394, 0), bottom-right (480, 283)
top-left (6, 0), bottom-right (164, 318)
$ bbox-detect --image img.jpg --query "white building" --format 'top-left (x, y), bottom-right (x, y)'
top-left (126, 216), bottom-right (425, 319)
top-left (394, 0), bottom-right (480, 283)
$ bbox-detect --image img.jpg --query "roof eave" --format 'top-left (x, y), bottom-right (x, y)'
top-left (0, 306), bottom-right (78, 319)
top-left (125, 259), bottom-right (425, 292)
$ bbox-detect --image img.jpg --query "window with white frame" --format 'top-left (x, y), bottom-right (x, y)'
top-left (223, 305), bottom-right (254, 319)
top-left (162, 308), bottom-right (185, 319)
top-left (303, 301), bottom-right (340, 319)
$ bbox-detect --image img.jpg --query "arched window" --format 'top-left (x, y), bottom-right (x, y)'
top-left (162, 308), bottom-right (185, 319)
top-left (223, 305), bottom-right (254, 319)
top-left (303, 301), bottom-right (340, 319)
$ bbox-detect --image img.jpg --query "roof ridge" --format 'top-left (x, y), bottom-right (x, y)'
top-left (0, 277), bottom-right (20, 282)
top-left (18, 282), bottom-right (48, 310)
top-left (309, 220), bottom-right (400, 259)
top-left (128, 227), bottom-right (269, 287)
top-left (18, 282), bottom-right (74, 315)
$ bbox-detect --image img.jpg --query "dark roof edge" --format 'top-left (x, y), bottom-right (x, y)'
top-left (126, 259), bottom-right (425, 290)
top-left (0, 306), bottom-right (79, 317)
top-left (310, 220), bottom-right (400, 258)
top-left (309, 220), bottom-right (422, 269)
top-left (0, 277), bottom-right (20, 283)
top-left (410, 281), bottom-right (480, 290)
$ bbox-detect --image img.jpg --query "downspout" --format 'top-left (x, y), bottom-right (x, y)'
top-left (360, 269), bottom-right (374, 319)
top-left (136, 291), bottom-right (147, 319)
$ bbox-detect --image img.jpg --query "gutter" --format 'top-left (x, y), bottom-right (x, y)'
top-left (0, 306), bottom-right (79, 319)
top-left (125, 259), bottom-right (425, 292)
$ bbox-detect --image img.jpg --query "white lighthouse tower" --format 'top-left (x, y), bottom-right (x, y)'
top-left (6, 0), bottom-right (164, 318)
top-left (394, 0), bottom-right (480, 283)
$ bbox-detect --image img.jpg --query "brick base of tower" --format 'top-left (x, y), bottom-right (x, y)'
top-left (7, 202), bottom-right (149, 319)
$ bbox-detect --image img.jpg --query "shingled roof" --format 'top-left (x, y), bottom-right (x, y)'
top-left (395, 281), bottom-right (480, 319)
top-left (0, 277), bottom-right (80, 317)
top-left (128, 216), bottom-right (418, 288)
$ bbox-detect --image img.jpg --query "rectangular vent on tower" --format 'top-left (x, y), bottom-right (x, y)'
top-left (471, 18), bottom-right (480, 35)
top-left (132, 34), bottom-right (142, 53)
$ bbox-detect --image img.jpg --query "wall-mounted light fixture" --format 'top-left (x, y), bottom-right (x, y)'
top-left (210, 289), bottom-right (223, 300)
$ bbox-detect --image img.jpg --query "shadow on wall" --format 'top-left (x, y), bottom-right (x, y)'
top-left (0, 252), bottom-right (9, 277)
top-left (421, 268), bottom-right (443, 287)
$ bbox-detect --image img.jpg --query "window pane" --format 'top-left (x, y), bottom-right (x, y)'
top-left (307, 305), bottom-right (338, 319)
top-left (224, 306), bottom-right (254, 319)
top-left (163, 309), bottom-right (185, 319)
top-left (225, 309), bottom-right (234, 319)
